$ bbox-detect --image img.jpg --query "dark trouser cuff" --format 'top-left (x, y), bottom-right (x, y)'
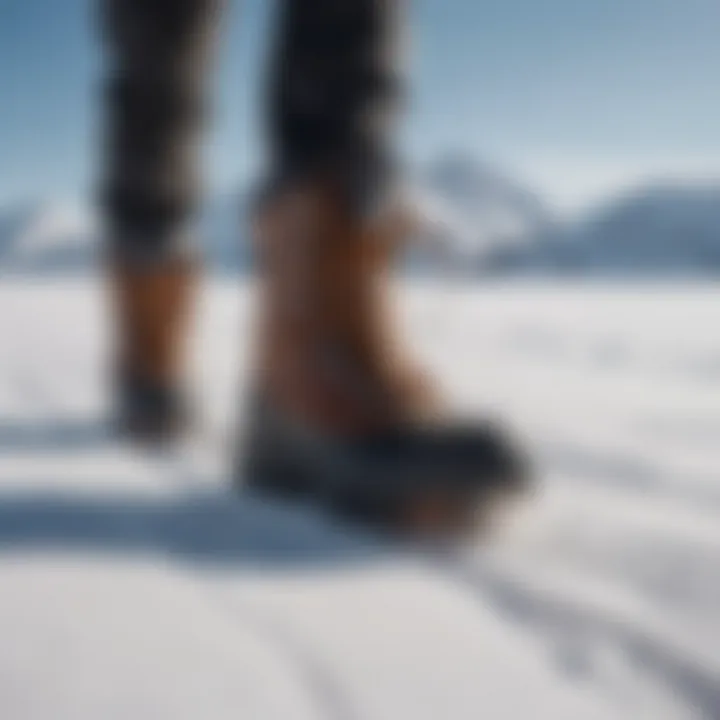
top-left (256, 148), bottom-right (399, 221)
top-left (105, 225), bottom-right (198, 268)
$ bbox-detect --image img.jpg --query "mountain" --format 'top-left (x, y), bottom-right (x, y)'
top-left (0, 197), bottom-right (250, 275)
top-left (555, 182), bottom-right (720, 274)
top-left (410, 165), bottom-right (720, 276)
top-left (0, 160), bottom-right (550, 276)
top-left (407, 155), bottom-right (555, 274)
top-left (0, 202), bottom-right (97, 273)
top-left (6, 166), bottom-right (720, 277)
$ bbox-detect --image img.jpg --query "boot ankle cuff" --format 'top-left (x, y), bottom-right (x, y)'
top-left (252, 166), bottom-right (404, 224)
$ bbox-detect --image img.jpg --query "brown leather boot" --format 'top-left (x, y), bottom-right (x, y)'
top-left (241, 181), bottom-right (530, 535)
top-left (109, 257), bottom-right (197, 445)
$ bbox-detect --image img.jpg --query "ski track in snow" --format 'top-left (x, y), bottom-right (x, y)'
top-left (1, 278), bottom-right (720, 719)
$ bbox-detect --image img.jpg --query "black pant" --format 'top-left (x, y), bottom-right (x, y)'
top-left (101, 0), bottom-right (403, 263)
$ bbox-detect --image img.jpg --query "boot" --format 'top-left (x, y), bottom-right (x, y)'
top-left (241, 180), bottom-right (531, 535)
top-left (109, 257), bottom-right (197, 445)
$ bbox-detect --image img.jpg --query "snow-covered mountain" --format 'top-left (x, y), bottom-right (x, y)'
top-left (409, 166), bottom-right (720, 276)
top-left (0, 202), bottom-right (97, 273)
top-left (550, 182), bottom-right (720, 274)
top-left (0, 197), bottom-right (250, 275)
top-left (407, 155), bottom-right (554, 274)
top-left (6, 166), bottom-right (720, 277)
top-left (0, 160), bottom-right (548, 275)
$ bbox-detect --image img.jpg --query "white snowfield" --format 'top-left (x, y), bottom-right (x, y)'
top-left (1, 277), bottom-right (720, 720)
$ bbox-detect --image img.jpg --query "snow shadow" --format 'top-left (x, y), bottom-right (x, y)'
top-left (456, 564), bottom-right (720, 720)
top-left (0, 418), bottom-right (391, 569)
top-left (0, 490), bottom-right (388, 569)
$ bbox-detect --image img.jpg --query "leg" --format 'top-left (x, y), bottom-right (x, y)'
top-left (254, 0), bottom-right (411, 430)
top-left (244, 1), bottom-right (530, 533)
top-left (102, 0), bottom-right (224, 262)
top-left (100, 0), bottom-right (224, 442)
top-left (266, 0), bottom-right (404, 212)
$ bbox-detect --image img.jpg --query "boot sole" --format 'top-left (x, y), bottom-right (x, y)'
top-left (240, 441), bottom-right (530, 537)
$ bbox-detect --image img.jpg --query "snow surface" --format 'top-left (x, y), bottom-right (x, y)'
top-left (1, 277), bottom-right (720, 719)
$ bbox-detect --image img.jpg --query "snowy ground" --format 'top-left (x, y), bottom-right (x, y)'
top-left (2, 276), bottom-right (720, 719)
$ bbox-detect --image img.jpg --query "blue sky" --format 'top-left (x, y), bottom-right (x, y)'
top-left (2, 0), bottom-right (720, 213)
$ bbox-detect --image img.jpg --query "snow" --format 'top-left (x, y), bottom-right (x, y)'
top-left (1, 277), bottom-right (720, 719)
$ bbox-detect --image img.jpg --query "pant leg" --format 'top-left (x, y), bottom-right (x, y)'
top-left (101, 0), bottom-right (224, 264)
top-left (267, 0), bottom-right (405, 212)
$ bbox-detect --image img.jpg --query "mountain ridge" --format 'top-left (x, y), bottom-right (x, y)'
top-left (4, 158), bottom-right (720, 276)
